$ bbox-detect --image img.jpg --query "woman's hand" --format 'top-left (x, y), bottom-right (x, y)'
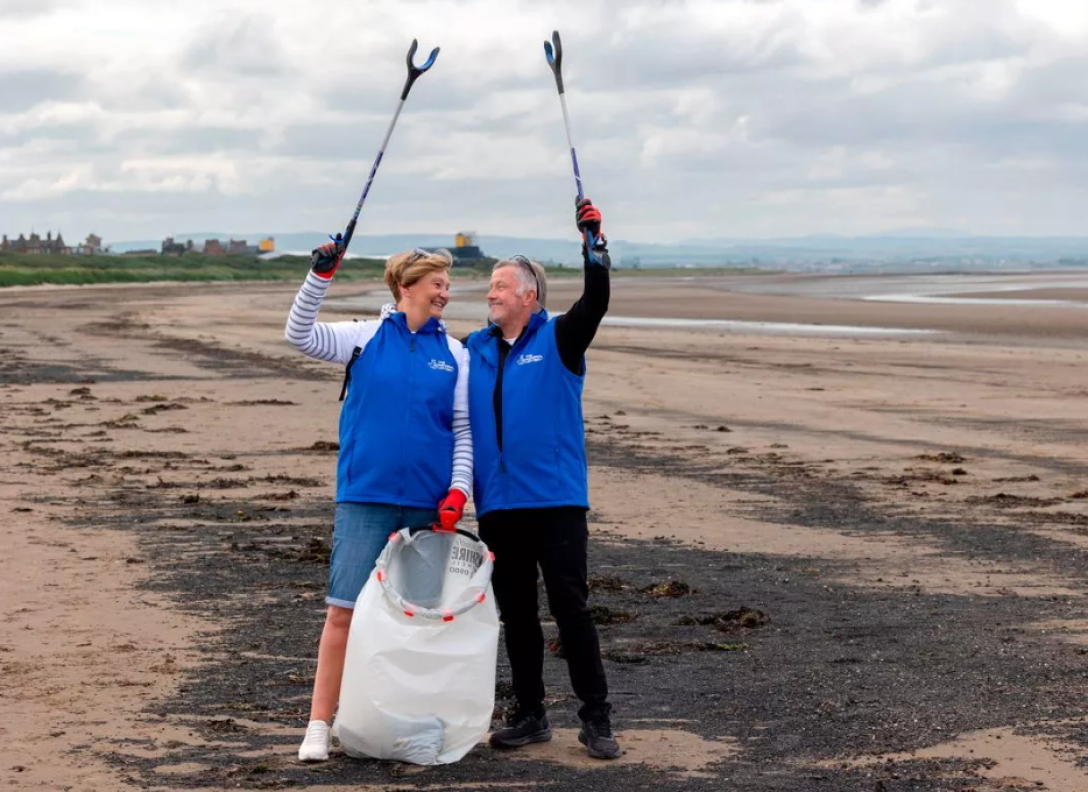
top-left (311, 233), bottom-right (346, 279)
top-left (436, 489), bottom-right (467, 531)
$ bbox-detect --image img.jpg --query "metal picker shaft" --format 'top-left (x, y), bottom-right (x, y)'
top-left (340, 39), bottom-right (440, 253)
top-left (544, 30), bottom-right (585, 203)
top-left (544, 28), bottom-right (605, 262)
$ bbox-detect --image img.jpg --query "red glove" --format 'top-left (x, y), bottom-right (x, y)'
top-left (436, 489), bottom-right (467, 532)
top-left (575, 198), bottom-right (602, 238)
top-left (310, 233), bottom-right (345, 280)
top-left (575, 198), bottom-right (609, 268)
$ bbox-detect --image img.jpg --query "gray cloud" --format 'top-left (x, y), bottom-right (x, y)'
top-left (91, 77), bottom-right (193, 113)
top-left (0, 0), bottom-right (74, 19)
top-left (1, 0), bottom-right (1087, 242)
top-left (109, 126), bottom-right (268, 156)
top-left (182, 13), bottom-right (290, 77)
top-left (275, 120), bottom-right (392, 161)
top-left (0, 70), bottom-right (87, 113)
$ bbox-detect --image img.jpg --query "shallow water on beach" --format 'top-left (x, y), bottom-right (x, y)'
top-left (323, 270), bottom-right (1088, 341)
top-left (600, 316), bottom-right (938, 335)
top-left (861, 294), bottom-right (1085, 306)
top-left (727, 272), bottom-right (1088, 306)
top-left (328, 294), bottom-right (937, 337)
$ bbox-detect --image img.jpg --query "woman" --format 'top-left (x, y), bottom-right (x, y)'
top-left (284, 242), bottom-right (471, 762)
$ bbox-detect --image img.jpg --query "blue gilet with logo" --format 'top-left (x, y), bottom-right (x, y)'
top-left (466, 310), bottom-right (588, 517)
top-left (337, 313), bottom-right (458, 507)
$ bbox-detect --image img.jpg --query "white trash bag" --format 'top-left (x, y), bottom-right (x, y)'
top-left (335, 526), bottom-right (499, 765)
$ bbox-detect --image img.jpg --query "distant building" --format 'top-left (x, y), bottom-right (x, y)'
top-left (258, 237), bottom-right (275, 254)
top-left (201, 238), bottom-right (262, 256)
top-left (161, 237), bottom-right (193, 256)
top-left (75, 234), bottom-right (104, 255)
top-left (422, 231), bottom-right (485, 266)
top-left (1, 231), bottom-right (70, 255)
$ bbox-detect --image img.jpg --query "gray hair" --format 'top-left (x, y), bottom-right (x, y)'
top-left (493, 256), bottom-right (547, 310)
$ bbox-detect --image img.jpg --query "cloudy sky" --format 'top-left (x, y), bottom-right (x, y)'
top-left (1, 0), bottom-right (1086, 244)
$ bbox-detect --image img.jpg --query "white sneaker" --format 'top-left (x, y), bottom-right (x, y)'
top-left (298, 719), bottom-right (331, 762)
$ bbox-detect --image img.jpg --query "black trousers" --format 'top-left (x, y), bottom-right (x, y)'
top-left (478, 506), bottom-right (610, 722)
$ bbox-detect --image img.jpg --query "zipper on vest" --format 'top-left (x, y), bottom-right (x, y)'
top-left (399, 329), bottom-right (417, 499)
top-left (494, 337), bottom-right (513, 473)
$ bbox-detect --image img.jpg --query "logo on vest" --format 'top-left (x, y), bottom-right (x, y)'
top-left (428, 359), bottom-right (455, 373)
top-left (516, 353), bottom-right (544, 366)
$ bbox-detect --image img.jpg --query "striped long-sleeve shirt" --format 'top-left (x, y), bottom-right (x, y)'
top-left (285, 272), bottom-right (473, 497)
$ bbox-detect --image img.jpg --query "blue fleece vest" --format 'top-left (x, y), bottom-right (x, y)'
top-left (466, 311), bottom-right (588, 517)
top-left (337, 313), bottom-right (457, 507)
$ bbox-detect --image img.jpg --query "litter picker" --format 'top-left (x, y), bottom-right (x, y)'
top-left (333, 39), bottom-right (440, 255)
top-left (544, 30), bottom-right (602, 255)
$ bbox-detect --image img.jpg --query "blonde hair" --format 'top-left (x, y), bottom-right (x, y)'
top-left (384, 248), bottom-right (453, 302)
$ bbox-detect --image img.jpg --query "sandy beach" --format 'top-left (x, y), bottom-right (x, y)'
top-left (4, 270), bottom-right (1088, 791)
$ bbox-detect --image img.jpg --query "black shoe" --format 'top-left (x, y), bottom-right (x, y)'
top-left (489, 711), bottom-right (552, 749)
top-left (578, 717), bottom-right (622, 759)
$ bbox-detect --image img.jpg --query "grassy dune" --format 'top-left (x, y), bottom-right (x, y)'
top-left (0, 253), bottom-right (392, 288)
top-left (0, 252), bottom-right (768, 288)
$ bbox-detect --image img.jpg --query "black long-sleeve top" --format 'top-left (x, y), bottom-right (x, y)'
top-left (472, 251), bottom-right (611, 456)
top-left (491, 251), bottom-right (610, 373)
top-left (553, 255), bottom-right (611, 374)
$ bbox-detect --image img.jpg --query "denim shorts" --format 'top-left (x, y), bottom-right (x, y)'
top-left (327, 502), bottom-right (437, 609)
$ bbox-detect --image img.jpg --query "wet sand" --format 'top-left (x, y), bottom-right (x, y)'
top-left (3, 272), bottom-right (1088, 791)
top-left (955, 288), bottom-right (1088, 302)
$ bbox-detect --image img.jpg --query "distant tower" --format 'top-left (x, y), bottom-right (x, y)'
top-left (449, 231), bottom-right (484, 266)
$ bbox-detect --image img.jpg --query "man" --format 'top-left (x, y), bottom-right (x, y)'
top-left (465, 198), bottom-right (619, 760)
